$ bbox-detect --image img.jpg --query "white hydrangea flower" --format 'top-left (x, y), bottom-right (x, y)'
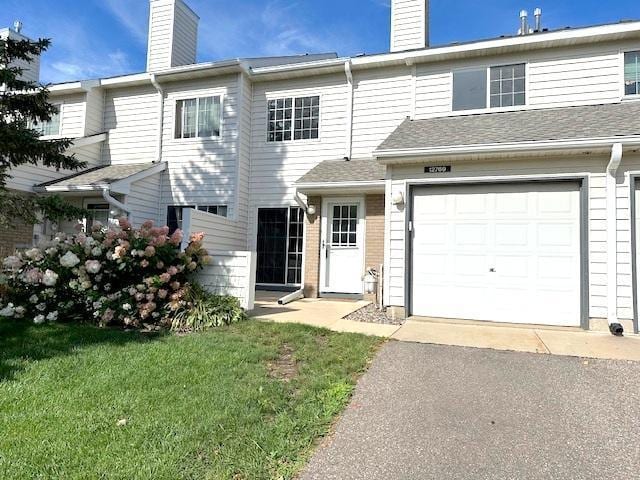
top-left (122, 303), bottom-right (132, 311)
top-left (91, 247), bottom-right (103, 257)
top-left (46, 311), bottom-right (58, 322)
top-left (2, 255), bottom-right (23, 270)
top-left (24, 248), bottom-right (44, 261)
top-left (85, 260), bottom-right (102, 274)
top-left (36, 303), bottom-right (47, 312)
top-left (33, 314), bottom-right (46, 325)
top-left (0, 303), bottom-right (15, 317)
top-left (60, 251), bottom-right (81, 268)
top-left (29, 294), bottom-right (39, 304)
top-left (42, 269), bottom-right (59, 287)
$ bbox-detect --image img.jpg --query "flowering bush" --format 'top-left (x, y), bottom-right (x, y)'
top-left (0, 218), bottom-right (210, 328)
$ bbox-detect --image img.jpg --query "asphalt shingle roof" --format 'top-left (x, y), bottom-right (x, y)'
top-left (38, 163), bottom-right (158, 188)
top-left (296, 159), bottom-right (386, 184)
top-left (376, 102), bottom-right (640, 152)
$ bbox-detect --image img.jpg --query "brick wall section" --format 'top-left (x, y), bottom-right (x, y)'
top-left (365, 195), bottom-right (385, 271)
top-left (303, 196), bottom-right (322, 298)
top-left (0, 220), bottom-right (34, 258)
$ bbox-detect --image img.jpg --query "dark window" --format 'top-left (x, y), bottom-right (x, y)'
top-left (452, 69), bottom-right (487, 111)
top-left (166, 205), bottom-right (195, 234)
top-left (197, 205), bottom-right (228, 217)
top-left (86, 203), bottom-right (110, 231)
top-left (256, 207), bottom-right (304, 285)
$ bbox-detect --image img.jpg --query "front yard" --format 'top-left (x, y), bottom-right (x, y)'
top-left (0, 319), bottom-right (382, 479)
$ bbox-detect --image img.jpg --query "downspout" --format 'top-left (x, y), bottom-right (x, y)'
top-left (280, 190), bottom-right (310, 305)
top-left (344, 60), bottom-right (354, 160)
top-left (607, 143), bottom-right (624, 335)
top-left (102, 188), bottom-right (131, 215)
top-left (150, 73), bottom-right (165, 163)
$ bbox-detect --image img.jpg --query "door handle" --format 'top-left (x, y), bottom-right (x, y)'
top-left (489, 268), bottom-right (496, 273)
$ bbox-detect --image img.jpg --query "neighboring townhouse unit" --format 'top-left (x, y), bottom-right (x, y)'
top-left (5, 0), bottom-right (640, 334)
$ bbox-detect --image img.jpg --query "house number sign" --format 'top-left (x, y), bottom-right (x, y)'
top-left (424, 165), bottom-right (452, 173)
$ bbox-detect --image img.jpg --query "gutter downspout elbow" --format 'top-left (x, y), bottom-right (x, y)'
top-left (607, 143), bottom-right (624, 336)
top-left (294, 190), bottom-right (309, 212)
top-left (150, 74), bottom-right (165, 164)
top-left (102, 188), bottom-right (131, 215)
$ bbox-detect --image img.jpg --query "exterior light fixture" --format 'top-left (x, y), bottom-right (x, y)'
top-left (391, 191), bottom-right (405, 206)
top-left (307, 204), bottom-right (317, 216)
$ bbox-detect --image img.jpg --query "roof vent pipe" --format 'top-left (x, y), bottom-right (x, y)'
top-left (519, 10), bottom-right (529, 36)
top-left (534, 8), bottom-right (542, 32)
top-left (13, 20), bottom-right (23, 33)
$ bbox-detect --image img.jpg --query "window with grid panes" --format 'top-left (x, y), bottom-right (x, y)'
top-left (267, 96), bottom-right (319, 141)
top-left (331, 205), bottom-right (358, 247)
top-left (175, 96), bottom-right (221, 139)
top-left (490, 64), bottom-right (526, 108)
top-left (625, 51), bottom-right (640, 96)
top-left (287, 207), bottom-right (304, 284)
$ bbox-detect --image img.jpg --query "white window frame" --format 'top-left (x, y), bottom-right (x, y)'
top-left (266, 94), bottom-right (321, 143)
top-left (173, 95), bottom-right (224, 141)
top-left (621, 49), bottom-right (640, 100)
top-left (31, 102), bottom-right (63, 138)
top-left (451, 63), bottom-right (528, 114)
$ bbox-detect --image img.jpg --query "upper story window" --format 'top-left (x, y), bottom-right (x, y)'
top-left (30, 105), bottom-right (61, 136)
top-left (490, 64), bottom-right (526, 108)
top-left (267, 95), bottom-right (319, 142)
top-left (453, 64), bottom-right (526, 111)
top-left (167, 205), bottom-right (228, 234)
top-left (175, 96), bottom-right (221, 139)
top-left (624, 51), bottom-right (640, 96)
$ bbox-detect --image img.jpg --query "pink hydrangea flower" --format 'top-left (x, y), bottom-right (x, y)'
top-left (141, 220), bottom-right (154, 230)
top-left (140, 259), bottom-right (149, 268)
top-left (144, 246), bottom-right (155, 257)
top-left (159, 273), bottom-right (171, 283)
top-left (118, 217), bottom-right (132, 230)
top-left (157, 289), bottom-right (168, 299)
top-left (190, 232), bottom-right (204, 243)
top-left (169, 229), bottom-right (183, 246)
top-left (167, 266), bottom-right (178, 276)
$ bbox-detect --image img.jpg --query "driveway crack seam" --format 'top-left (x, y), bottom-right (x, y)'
top-left (533, 330), bottom-right (551, 354)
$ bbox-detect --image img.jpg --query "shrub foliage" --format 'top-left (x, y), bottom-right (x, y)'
top-left (0, 219), bottom-right (211, 328)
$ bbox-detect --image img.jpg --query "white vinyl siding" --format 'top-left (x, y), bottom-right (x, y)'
top-left (127, 172), bottom-right (162, 227)
top-left (147, 0), bottom-right (198, 72)
top-left (390, 0), bottom-right (428, 52)
top-left (161, 75), bottom-right (239, 222)
top-left (248, 73), bottom-right (347, 249)
top-left (103, 85), bottom-right (159, 165)
top-left (386, 156), bottom-right (609, 321)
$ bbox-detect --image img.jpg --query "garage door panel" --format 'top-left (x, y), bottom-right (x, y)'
top-left (411, 182), bottom-right (581, 327)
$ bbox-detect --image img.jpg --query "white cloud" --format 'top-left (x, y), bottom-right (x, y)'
top-left (43, 49), bottom-right (131, 83)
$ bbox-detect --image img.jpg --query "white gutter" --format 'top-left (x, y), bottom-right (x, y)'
top-left (102, 188), bottom-right (131, 215)
top-left (344, 60), bottom-right (354, 160)
top-left (150, 74), bottom-right (165, 163)
top-left (606, 143), bottom-right (624, 335)
top-left (296, 180), bottom-right (386, 190)
top-left (374, 135), bottom-right (640, 161)
top-left (294, 191), bottom-right (309, 212)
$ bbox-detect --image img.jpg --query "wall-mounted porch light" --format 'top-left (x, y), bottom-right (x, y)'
top-left (307, 204), bottom-right (317, 216)
top-left (391, 191), bottom-right (405, 206)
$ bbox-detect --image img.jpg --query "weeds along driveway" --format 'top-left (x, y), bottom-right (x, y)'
top-left (301, 341), bottom-right (640, 480)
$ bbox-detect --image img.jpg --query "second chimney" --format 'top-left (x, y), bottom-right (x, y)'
top-left (147, 0), bottom-right (199, 72)
top-left (390, 0), bottom-right (429, 52)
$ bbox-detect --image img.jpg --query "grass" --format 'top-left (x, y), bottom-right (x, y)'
top-left (0, 319), bottom-right (382, 479)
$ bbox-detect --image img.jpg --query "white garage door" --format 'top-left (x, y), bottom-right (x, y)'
top-left (411, 182), bottom-right (582, 326)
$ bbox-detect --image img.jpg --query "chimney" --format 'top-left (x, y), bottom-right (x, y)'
top-left (390, 0), bottom-right (429, 52)
top-left (146, 0), bottom-right (199, 72)
top-left (0, 22), bottom-right (41, 83)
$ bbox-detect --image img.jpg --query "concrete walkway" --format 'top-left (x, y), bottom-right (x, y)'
top-left (249, 291), bottom-right (400, 337)
top-left (250, 292), bottom-right (640, 361)
top-left (394, 319), bottom-right (640, 361)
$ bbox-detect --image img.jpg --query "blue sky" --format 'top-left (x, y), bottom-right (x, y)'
top-left (1, 0), bottom-right (638, 83)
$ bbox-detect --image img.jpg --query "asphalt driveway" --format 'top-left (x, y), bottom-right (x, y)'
top-left (301, 341), bottom-right (640, 480)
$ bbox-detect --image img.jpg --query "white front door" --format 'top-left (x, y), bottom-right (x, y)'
top-left (411, 182), bottom-right (582, 326)
top-left (320, 198), bottom-right (365, 294)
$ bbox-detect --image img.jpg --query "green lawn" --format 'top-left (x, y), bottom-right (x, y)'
top-left (0, 319), bottom-right (382, 479)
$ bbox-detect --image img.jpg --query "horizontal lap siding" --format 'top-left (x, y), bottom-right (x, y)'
top-left (187, 209), bottom-right (246, 251)
top-left (171, 1), bottom-right (197, 67)
top-left (127, 173), bottom-right (162, 227)
top-left (248, 74), bottom-right (347, 249)
top-left (387, 157), bottom-right (608, 320)
top-left (391, 0), bottom-right (427, 51)
top-left (147, 3), bottom-right (174, 71)
top-left (103, 85), bottom-right (158, 164)
top-left (196, 251), bottom-right (253, 308)
top-left (414, 42), bottom-right (635, 119)
top-left (159, 75), bottom-right (239, 221)
top-left (351, 67), bottom-right (412, 158)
